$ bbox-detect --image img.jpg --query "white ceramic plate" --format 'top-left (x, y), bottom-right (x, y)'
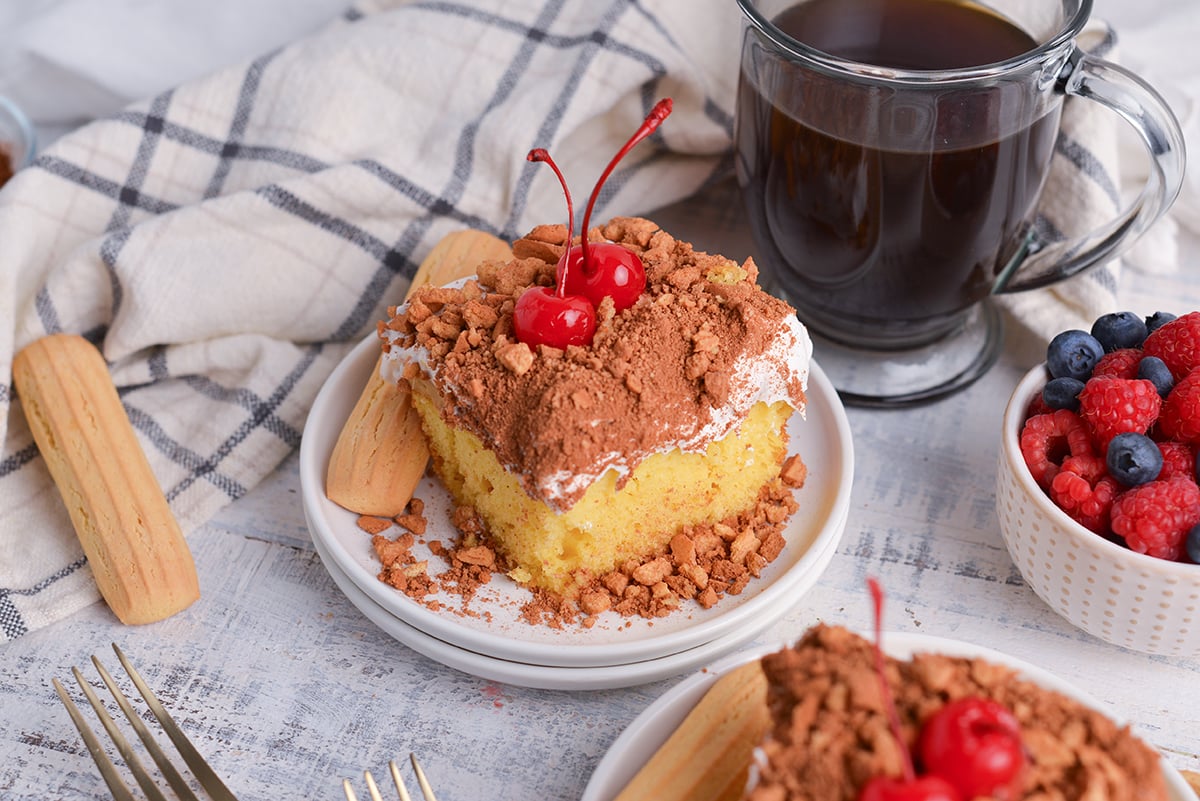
top-left (300, 335), bottom-right (853, 668)
top-left (580, 633), bottom-right (1196, 801)
top-left (312, 520), bottom-right (839, 691)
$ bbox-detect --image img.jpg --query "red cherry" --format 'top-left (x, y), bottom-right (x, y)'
top-left (515, 149), bottom-right (595, 349)
top-left (918, 698), bottom-right (1026, 801)
top-left (525, 99), bottom-right (671, 323)
top-left (578, 99), bottom-right (671, 267)
top-left (860, 774), bottom-right (961, 801)
top-left (570, 99), bottom-right (671, 308)
top-left (511, 286), bottom-right (596, 350)
top-left (555, 243), bottom-right (646, 312)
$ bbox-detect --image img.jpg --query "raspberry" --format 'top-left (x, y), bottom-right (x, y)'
top-left (1092, 348), bottom-right (1143, 380)
top-left (1019, 410), bottom-right (1094, 489)
top-left (1077, 377), bottom-right (1161, 450)
top-left (1026, 391), bottom-right (1052, 418)
top-left (1061, 453), bottom-right (1106, 484)
top-left (1158, 369), bottom-right (1200, 444)
top-left (1156, 441), bottom-right (1196, 482)
top-left (1050, 468), bottom-right (1118, 534)
top-left (1142, 311), bottom-right (1200, 381)
top-left (1111, 478), bottom-right (1200, 560)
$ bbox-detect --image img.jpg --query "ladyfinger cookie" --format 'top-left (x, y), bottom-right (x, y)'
top-left (614, 660), bottom-right (770, 801)
top-left (13, 334), bottom-right (200, 625)
top-left (326, 229), bottom-right (512, 516)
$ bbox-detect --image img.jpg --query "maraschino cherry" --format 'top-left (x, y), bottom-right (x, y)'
top-left (918, 698), bottom-right (1026, 801)
top-left (859, 578), bottom-right (962, 801)
top-left (510, 286), bottom-right (595, 350)
top-left (859, 774), bottom-right (961, 801)
top-left (859, 578), bottom-right (1028, 801)
top-left (511, 148), bottom-right (596, 350)
top-left (555, 240), bottom-right (646, 313)
top-left (513, 98), bottom-right (673, 348)
top-left (556, 98), bottom-right (672, 311)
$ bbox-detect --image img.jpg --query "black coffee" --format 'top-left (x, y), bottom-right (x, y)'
top-left (736, 0), bottom-right (1060, 347)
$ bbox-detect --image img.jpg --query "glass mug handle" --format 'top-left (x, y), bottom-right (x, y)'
top-left (993, 47), bottom-right (1186, 294)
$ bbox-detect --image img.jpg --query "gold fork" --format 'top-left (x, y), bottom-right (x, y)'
top-left (343, 754), bottom-right (439, 801)
top-left (52, 643), bottom-right (238, 801)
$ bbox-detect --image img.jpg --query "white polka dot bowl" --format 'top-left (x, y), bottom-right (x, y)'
top-left (997, 363), bottom-right (1200, 657)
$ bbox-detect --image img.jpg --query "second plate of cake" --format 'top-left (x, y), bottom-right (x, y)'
top-left (301, 333), bottom-right (853, 669)
top-left (580, 631), bottom-right (1194, 801)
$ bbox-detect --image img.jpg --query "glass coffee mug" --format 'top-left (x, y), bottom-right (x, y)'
top-left (735, 0), bottom-right (1185, 407)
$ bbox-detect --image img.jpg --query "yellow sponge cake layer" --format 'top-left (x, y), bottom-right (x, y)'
top-left (414, 390), bottom-right (793, 596)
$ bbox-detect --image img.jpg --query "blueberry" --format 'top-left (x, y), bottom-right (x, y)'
top-left (1046, 330), bottom-right (1104, 380)
top-left (1188, 524), bottom-right (1200, 564)
top-left (1091, 311), bottom-right (1148, 351)
top-left (1137, 355), bottom-right (1174, 397)
top-left (1105, 432), bottom-right (1163, 486)
top-left (1145, 311), bottom-right (1177, 334)
top-left (1042, 377), bottom-right (1085, 410)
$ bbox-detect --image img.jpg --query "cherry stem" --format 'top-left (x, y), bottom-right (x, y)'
top-left (528, 147), bottom-right (575, 299)
top-left (868, 577), bottom-right (918, 783)
top-left (579, 98), bottom-right (673, 273)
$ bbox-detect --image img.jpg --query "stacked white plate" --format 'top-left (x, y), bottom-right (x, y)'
top-left (299, 336), bottom-right (854, 690)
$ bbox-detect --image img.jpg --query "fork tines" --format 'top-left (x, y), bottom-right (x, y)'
top-left (52, 644), bottom-right (238, 801)
top-left (343, 754), bottom-right (438, 801)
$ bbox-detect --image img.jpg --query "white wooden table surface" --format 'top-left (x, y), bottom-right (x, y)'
top-left (2, 1), bottom-right (1199, 799)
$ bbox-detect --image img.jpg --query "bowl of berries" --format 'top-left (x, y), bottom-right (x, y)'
top-left (997, 310), bottom-right (1200, 656)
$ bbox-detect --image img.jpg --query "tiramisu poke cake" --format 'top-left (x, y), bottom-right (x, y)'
top-left (374, 100), bottom-right (812, 607)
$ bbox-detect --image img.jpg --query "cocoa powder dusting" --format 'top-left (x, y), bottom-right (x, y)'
top-left (748, 626), bottom-right (1168, 801)
top-left (382, 216), bottom-right (807, 509)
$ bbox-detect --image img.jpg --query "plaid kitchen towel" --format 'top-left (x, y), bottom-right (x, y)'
top-left (0, 0), bottom-right (742, 640)
top-left (0, 0), bottom-right (1135, 640)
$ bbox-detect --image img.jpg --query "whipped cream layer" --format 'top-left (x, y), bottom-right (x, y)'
top-left (380, 217), bottom-right (811, 512)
